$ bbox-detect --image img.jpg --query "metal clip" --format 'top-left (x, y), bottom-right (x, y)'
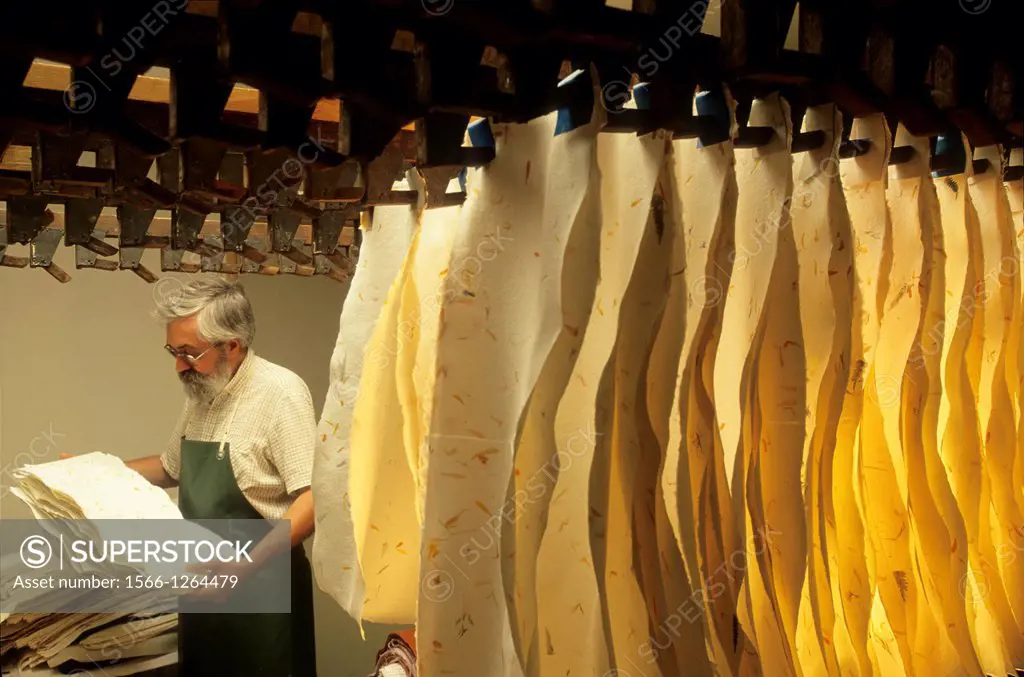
top-left (76, 229), bottom-right (120, 272)
top-left (277, 245), bottom-right (299, 276)
top-left (241, 236), bottom-right (278, 275)
top-left (117, 202), bottom-right (160, 282)
top-left (160, 247), bottom-right (201, 274)
top-left (0, 224), bottom-right (28, 268)
top-left (30, 227), bottom-right (71, 282)
top-left (201, 234), bottom-right (227, 273)
top-left (288, 239), bottom-right (315, 276)
top-left (269, 208), bottom-right (303, 255)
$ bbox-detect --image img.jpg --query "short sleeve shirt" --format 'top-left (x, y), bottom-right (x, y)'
top-left (161, 350), bottom-right (316, 520)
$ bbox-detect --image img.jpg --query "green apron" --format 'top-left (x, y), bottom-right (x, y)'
top-left (177, 433), bottom-right (317, 677)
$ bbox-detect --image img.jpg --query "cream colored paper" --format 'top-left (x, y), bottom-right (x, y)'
top-left (751, 112), bottom-right (806, 677)
top-left (1006, 158), bottom-right (1024, 517)
top-left (969, 147), bottom-right (1024, 636)
top-left (937, 167), bottom-right (1004, 671)
top-left (957, 170), bottom-right (1024, 671)
top-left (311, 194), bottom-right (418, 623)
top-left (1003, 151), bottom-right (1024, 427)
top-left (504, 109), bottom-right (602, 677)
top-left (676, 133), bottom-right (750, 674)
top-left (598, 136), bottom-right (672, 677)
top-left (852, 124), bottom-right (930, 676)
top-left (535, 119), bottom-right (666, 677)
top-left (713, 93), bottom-right (794, 675)
top-left (642, 132), bottom-right (725, 677)
top-left (965, 148), bottom-right (1024, 673)
top-left (917, 145), bottom-right (984, 676)
top-left (12, 452), bottom-right (181, 520)
top-left (789, 104), bottom-right (849, 677)
top-left (900, 140), bottom-right (971, 676)
top-left (418, 93), bottom-right (603, 677)
top-left (830, 113), bottom-right (891, 677)
top-left (395, 182), bottom-right (462, 525)
top-left (47, 630), bottom-right (176, 667)
top-left (639, 152), bottom-right (689, 677)
top-left (349, 227), bottom-right (423, 624)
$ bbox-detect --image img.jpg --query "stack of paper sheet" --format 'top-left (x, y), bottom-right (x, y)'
top-left (14, 651), bottom-right (178, 677)
top-left (9, 452), bottom-right (227, 580)
top-left (10, 452), bottom-right (181, 521)
top-left (3, 454), bottom-right (190, 674)
top-left (1, 612), bottom-right (177, 674)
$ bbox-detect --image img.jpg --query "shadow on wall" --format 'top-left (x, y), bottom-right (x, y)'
top-left (0, 246), bottom-right (405, 676)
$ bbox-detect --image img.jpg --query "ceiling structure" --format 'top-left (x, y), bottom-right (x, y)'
top-left (0, 0), bottom-right (1020, 282)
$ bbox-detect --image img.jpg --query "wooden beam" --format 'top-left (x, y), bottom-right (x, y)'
top-left (1, 145), bottom-right (30, 171)
top-left (21, 59), bottom-right (344, 123)
top-left (19, 60), bottom-right (425, 131)
top-left (0, 205), bottom-right (356, 247)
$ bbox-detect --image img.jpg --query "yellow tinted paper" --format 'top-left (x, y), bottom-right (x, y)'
top-left (311, 196), bottom-right (418, 625)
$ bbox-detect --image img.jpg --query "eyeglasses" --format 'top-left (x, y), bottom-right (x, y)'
top-left (165, 344), bottom-right (219, 365)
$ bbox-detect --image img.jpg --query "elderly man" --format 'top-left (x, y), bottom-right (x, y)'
top-left (125, 278), bottom-right (317, 676)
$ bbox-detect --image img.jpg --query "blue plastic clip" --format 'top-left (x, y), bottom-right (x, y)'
top-left (930, 134), bottom-right (966, 178)
top-left (694, 90), bottom-right (731, 149)
top-left (467, 118), bottom-right (495, 149)
top-left (632, 82), bottom-right (651, 111)
top-left (555, 68), bottom-right (590, 136)
top-left (461, 118), bottom-right (496, 192)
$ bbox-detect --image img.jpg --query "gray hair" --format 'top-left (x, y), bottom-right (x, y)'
top-left (154, 278), bottom-right (256, 348)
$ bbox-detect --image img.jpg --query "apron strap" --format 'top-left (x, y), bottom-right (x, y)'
top-left (217, 396), bottom-right (242, 460)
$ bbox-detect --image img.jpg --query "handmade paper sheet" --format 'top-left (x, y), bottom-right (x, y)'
top-left (673, 127), bottom-right (750, 674)
top-left (900, 137), bottom-right (973, 675)
top-left (535, 116), bottom-right (666, 677)
top-left (504, 108), bottom-right (602, 677)
top-left (831, 113), bottom-right (891, 676)
top-left (637, 156), bottom-right (688, 677)
top-left (969, 147), bottom-right (1024, 636)
top-left (958, 160), bottom-right (1024, 671)
top-left (1005, 155), bottom-right (1024, 517)
top-left (417, 87), bottom-right (604, 677)
top-left (348, 226), bottom-right (423, 624)
top-left (395, 186), bottom-right (462, 525)
top-left (850, 124), bottom-right (932, 675)
top-left (1003, 151), bottom-right (1024, 434)
top-left (597, 134), bottom-right (673, 677)
top-left (712, 93), bottom-right (794, 675)
top-left (642, 133), bottom-right (722, 677)
top-left (789, 104), bottom-right (850, 677)
top-left (311, 193), bottom-right (418, 622)
top-left (904, 137), bottom-right (984, 677)
top-left (963, 147), bottom-right (1024, 671)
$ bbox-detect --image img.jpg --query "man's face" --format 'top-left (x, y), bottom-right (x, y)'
top-left (167, 316), bottom-right (234, 403)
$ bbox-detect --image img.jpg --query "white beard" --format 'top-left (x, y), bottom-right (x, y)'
top-left (180, 354), bottom-right (233, 405)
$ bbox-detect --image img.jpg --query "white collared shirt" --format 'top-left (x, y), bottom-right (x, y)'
top-left (160, 350), bottom-right (315, 520)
